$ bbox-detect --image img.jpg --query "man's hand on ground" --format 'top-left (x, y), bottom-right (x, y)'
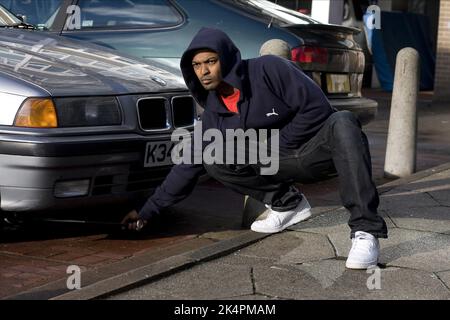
top-left (121, 209), bottom-right (148, 231)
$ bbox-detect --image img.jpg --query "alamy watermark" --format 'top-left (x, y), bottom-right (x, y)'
top-left (366, 266), bottom-right (382, 290)
top-left (65, 5), bottom-right (81, 31)
top-left (171, 122), bottom-right (280, 175)
top-left (66, 265), bottom-right (81, 290)
top-left (64, 4), bottom-right (381, 31)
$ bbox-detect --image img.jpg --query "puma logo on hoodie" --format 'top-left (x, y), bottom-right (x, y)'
top-left (266, 108), bottom-right (279, 117)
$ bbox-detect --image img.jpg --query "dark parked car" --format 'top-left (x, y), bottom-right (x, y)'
top-left (0, 5), bottom-right (196, 213)
top-left (0, 0), bottom-right (378, 124)
top-left (342, 0), bottom-right (373, 88)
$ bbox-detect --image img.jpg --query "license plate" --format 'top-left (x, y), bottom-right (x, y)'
top-left (144, 141), bottom-right (175, 167)
top-left (326, 74), bottom-right (351, 93)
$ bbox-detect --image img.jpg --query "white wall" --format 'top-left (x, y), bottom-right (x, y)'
top-left (311, 0), bottom-right (330, 24)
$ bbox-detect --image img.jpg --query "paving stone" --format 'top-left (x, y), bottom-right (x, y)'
top-left (240, 264), bottom-right (324, 300)
top-left (394, 178), bottom-right (450, 202)
top-left (379, 190), bottom-right (441, 211)
top-left (436, 271), bottom-right (450, 291)
top-left (295, 260), bottom-right (348, 290)
top-left (289, 207), bottom-right (395, 236)
top-left (288, 208), bottom-right (351, 236)
top-left (0, 254), bottom-right (67, 299)
top-left (386, 206), bottom-right (450, 234)
top-left (0, 270), bottom-right (21, 278)
top-left (228, 231), bottom-right (335, 264)
top-left (253, 260), bottom-right (450, 300)
top-left (428, 189), bottom-right (450, 207)
top-left (186, 231), bottom-right (268, 262)
top-left (108, 262), bottom-right (254, 300)
top-left (407, 169), bottom-right (450, 185)
top-left (331, 266), bottom-right (450, 299)
top-left (1, 243), bottom-right (49, 256)
top-left (309, 205), bottom-right (343, 216)
top-left (48, 248), bottom-right (101, 262)
top-left (70, 254), bottom-right (111, 267)
top-left (22, 247), bottom-right (68, 259)
top-left (215, 252), bottom-right (277, 267)
top-left (328, 228), bottom-right (450, 272)
top-left (277, 234), bottom-right (335, 265)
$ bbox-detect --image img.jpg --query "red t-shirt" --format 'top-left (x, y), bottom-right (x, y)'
top-left (220, 88), bottom-right (240, 114)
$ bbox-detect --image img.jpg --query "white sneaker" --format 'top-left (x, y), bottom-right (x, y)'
top-left (345, 231), bottom-right (380, 270)
top-left (250, 196), bottom-right (312, 233)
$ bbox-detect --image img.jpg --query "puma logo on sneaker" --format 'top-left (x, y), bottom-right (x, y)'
top-left (250, 195), bottom-right (312, 233)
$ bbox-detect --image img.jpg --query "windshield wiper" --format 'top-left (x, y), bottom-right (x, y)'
top-left (0, 21), bottom-right (36, 29)
top-left (13, 21), bottom-right (36, 29)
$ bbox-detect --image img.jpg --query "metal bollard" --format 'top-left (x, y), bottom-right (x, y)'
top-left (259, 39), bottom-right (292, 60)
top-left (384, 47), bottom-right (420, 178)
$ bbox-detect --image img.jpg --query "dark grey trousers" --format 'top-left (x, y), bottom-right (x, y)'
top-left (204, 111), bottom-right (388, 239)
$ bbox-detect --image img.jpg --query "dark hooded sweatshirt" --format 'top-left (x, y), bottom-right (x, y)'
top-left (138, 27), bottom-right (335, 220)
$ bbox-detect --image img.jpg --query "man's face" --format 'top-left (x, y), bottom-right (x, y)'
top-left (192, 50), bottom-right (223, 91)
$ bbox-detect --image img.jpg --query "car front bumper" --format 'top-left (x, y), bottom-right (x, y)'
top-left (0, 133), bottom-right (175, 212)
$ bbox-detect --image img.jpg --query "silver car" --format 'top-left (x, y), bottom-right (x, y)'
top-left (0, 0), bottom-right (377, 125)
top-left (0, 6), bottom-right (196, 213)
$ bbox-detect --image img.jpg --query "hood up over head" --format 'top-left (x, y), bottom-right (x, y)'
top-left (180, 27), bottom-right (244, 110)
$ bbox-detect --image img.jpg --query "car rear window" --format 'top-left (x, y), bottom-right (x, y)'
top-left (74, 0), bottom-right (183, 30)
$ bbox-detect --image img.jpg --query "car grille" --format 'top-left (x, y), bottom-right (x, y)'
top-left (137, 97), bottom-right (169, 131)
top-left (137, 95), bottom-right (196, 131)
top-left (171, 96), bottom-right (196, 128)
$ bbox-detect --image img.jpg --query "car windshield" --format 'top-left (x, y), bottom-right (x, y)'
top-left (230, 0), bottom-right (320, 25)
top-left (0, 4), bottom-right (21, 26)
top-left (0, 0), bottom-right (63, 29)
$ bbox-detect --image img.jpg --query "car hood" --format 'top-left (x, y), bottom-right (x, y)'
top-left (0, 29), bottom-right (187, 96)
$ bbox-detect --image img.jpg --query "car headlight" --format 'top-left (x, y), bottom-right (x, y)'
top-left (14, 98), bottom-right (58, 128)
top-left (54, 97), bottom-right (122, 127)
top-left (14, 97), bottom-right (122, 128)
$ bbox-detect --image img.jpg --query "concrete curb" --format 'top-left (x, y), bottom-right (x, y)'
top-left (377, 162), bottom-right (450, 195)
top-left (52, 231), bottom-right (270, 300)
